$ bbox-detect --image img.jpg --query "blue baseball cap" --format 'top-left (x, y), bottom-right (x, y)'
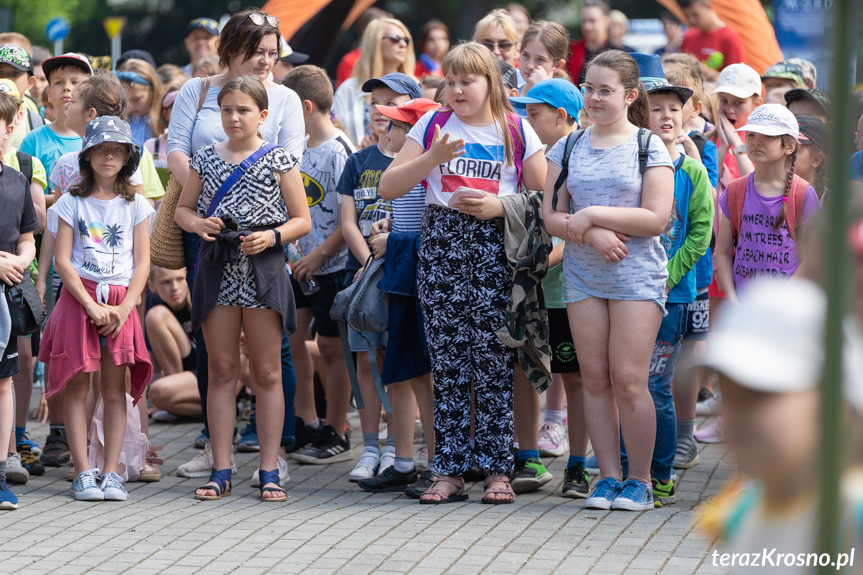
top-left (631, 53), bottom-right (693, 105)
top-left (361, 73), bottom-right (422, 100)
top-left (510, 79), bottom-right (584, 121)
top-left (186, 18), bottom-right (220, 37)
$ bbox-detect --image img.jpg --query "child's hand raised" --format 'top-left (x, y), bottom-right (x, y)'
top-left (195, 216), bottom-right (225, 241)
top-left (240, 231), bottom-right (276, 255)
top-left (428, 125), bottom-right (465, 165)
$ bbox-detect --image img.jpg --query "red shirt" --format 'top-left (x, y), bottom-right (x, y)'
top-left (680, 24), bottom-right (745, 72)
top-left (336, 48), bottom-right (361, 88)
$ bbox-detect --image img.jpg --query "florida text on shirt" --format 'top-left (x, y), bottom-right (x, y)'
top-left (437, 142), bottom-right (503, 196)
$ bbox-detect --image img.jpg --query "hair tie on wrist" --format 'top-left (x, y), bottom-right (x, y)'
top-left (782, 197), bottom-right (788, 203)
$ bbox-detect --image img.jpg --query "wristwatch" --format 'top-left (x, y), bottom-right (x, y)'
top-left (272, 229), bottom-right (281, 247)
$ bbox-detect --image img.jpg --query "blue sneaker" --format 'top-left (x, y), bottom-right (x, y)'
top-left (194, 428), bottom-right (210, 449)
top-left (236, 418), bottom-right (260, 452)
top-left (16, 429), bottom-right (41, 456)
top-left (611, 479), bottom-right (654, 511)
top-left (0, 481), bottom-right (18, 510)
top-left (585, 454), bottom-right (599, 476)
top-left (584, 477), bottom-right (620, 510)
top-left (71, 469), bottom-right (104, 501)
top-left (99, 471), bottom-right (128, 501)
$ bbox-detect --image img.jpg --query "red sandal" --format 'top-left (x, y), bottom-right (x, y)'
top-left (482, 474), bottom-right (515, 505)
top-left (419, 475), bottom-right (468, 504)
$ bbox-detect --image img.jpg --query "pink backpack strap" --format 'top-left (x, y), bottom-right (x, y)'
top-left (725, 174), bottom-right (749, 247)
top-left (505, 113), bottom-right (525, 187)
top-left (785, 174), bottom-right (810, 243)
top-left (420, 109), bottom-right (454, 189)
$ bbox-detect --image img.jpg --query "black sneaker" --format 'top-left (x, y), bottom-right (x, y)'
top-left (562, 462), bottom-right (591, 499)
top-left (39, 429), bottom-right (70, 467)
top-left (292, 425), bottom-right (352, 464)
top-left (697, 388), bottom-right (714, 403)
top-left (358, 465), bottom-right (418, 493)
top-left (284, 417), bottom-right (323, 454)
top-left (404, 469), bottom-right (439, 499)
top-left (511, 458), bottom-right (553, 494)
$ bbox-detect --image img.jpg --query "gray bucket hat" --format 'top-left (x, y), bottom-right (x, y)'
top-left (79, 116), bottom-right (141, 174)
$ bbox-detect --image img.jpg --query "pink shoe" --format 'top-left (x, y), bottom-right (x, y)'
top-left (694, 417), bottom-right (724, 443)
top-left (537, 421), bottom-right (568, 457)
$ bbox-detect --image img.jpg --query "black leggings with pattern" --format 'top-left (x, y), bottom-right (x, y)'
top-left (417, 205), bottom-right (515, 477)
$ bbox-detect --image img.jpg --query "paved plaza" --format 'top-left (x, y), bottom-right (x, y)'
top-left (2, 409), bottom-right (733, 575)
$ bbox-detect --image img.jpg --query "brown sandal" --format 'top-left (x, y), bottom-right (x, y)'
top-left (482, 474), bottom-right (515, 505)
top-left (419, 475), bottom-right (468, 504)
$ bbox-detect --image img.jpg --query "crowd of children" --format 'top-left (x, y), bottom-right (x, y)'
top-left (0, 9), bottom-right (859, 560)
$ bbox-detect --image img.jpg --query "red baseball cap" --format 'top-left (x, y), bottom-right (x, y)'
top-left (375, 98), bottom-right (440, 126)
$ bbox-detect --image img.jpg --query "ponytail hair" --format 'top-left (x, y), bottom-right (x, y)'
top-left (442, 42), bottom-right (519, 167)
top-left (774, 134), bottom-right (799, 231)
top-left (585, 49), bottom-right (650, 129)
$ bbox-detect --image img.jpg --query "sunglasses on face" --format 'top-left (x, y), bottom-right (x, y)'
top-left (383, 34), bottom-right (410, 46)
top-left (580, 84), bottom-right (626, 100)
top-left (480, 40), bottom-right (514, 52)
top-left (248, 12), bottom-right (279, 28)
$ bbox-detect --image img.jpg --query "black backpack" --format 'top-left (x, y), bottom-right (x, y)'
top-left (16, 150), bottom-right (32, 184)
top-left (552, 128), bottom-right (653, 211)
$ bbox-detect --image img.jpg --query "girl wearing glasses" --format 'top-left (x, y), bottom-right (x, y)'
top-left (543, 50), bottom-right (675, 511)
top-left (167, 8), bottom-right (305, 478)
top-left (333, 18), bottom-right (416, 148)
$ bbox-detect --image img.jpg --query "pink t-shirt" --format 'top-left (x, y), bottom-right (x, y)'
top-left (719, 174), bottom-right (820, 294)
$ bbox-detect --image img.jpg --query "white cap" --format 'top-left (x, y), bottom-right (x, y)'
top-left (735, 103), bottom-right (800, 139)
top-left (713, 63), bottom-right (762, 99)
top-left (697, 278), bottom-right (825, 393)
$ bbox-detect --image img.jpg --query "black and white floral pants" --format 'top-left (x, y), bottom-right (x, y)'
top-left (417, 205), bottom-right (515, 477)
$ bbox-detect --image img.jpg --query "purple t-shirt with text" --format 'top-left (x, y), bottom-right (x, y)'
top-left (719, 174), bottom-right (819, 294)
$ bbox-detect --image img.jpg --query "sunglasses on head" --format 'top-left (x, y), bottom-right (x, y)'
top-left (248, 12), bottom-right (279, 28)
top-left (480, 40), bottom-right (514, 52)
top-left (383, 34), bottom-right (410, 46)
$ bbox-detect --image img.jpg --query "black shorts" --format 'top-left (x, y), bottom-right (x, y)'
top-left (0, 332), bottom-right (20, 379)
top-left (291, 269), bottom-right (348, 338)
top-left (682, 290), bottom-right (710, 341)
top-left (548, 307), bottom-right (579, 374)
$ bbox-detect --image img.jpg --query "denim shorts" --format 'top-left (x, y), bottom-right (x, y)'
top-left (564, 283), bottom-right (666, 315)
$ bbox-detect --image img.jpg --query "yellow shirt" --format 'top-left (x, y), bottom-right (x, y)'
top-left (2, 148), bottom-right (47, 190)
top-left (138, 147), bottom-right (165, 200)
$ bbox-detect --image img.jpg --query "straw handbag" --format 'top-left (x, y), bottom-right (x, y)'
top-left (150, 77), bottom-right (210, 269)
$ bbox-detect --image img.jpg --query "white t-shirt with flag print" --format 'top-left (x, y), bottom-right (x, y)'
top-left (407, 111), bottom-right (543, 209)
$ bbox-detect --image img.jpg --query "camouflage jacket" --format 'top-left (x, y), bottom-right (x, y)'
top-left (497, 190), bottom-right (553, 393)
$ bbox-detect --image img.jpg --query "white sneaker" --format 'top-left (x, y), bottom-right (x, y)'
top-left (378, 447), bottom-right (395, 476)
top-left (176, 443), bottom-right (237, 478)
top-left (349, 451), bottom-right (380, 482)
top-left (695, 393), bottom-right (722, 417)
top-left (250, 456), bottom-right (290, 487)
top-left (537, 421), bottom-right (569, 457)
top-left (5, 453), bottom-right (29, 484)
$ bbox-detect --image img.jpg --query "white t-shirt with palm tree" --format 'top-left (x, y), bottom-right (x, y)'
top-left (47, 192), bottom-right (154, 286)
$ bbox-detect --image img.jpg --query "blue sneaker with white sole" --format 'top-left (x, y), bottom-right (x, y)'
top-left (0, 481), bottom-right (18, 510)
top-left (71, 469), bottom-right (104, 501)
top-left (99, 471), bottom-right (128, 501)
top-left (611, 479), bottom-right (654, 511)
top-left (236, 418), bottom-right (260, 452)
top-left (585, 454), bottom-right (599, 476)
top-left (583, 477), bottom-right (621, 510)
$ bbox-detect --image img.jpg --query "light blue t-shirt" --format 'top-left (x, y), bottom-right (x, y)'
top-left (19, 124), bottom-right (81, 192)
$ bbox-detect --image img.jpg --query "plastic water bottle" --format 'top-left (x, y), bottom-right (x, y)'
top-left (288, 241), bottom-right (320, 296)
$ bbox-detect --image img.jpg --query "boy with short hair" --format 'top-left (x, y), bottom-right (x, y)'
top-left (0, 88), bottom-right (40, 505)
top-left (510, 78), bottom-right (592, 498)
top-left (19, 53), bottom-right (93, 195)
top-left (278, 65), bottom-right (357, 465)
top-left (338, 72), bottom-right (420, 481)
top-left (0, 44), bottom-right (43, 150)
top-left (677, 0), bottom-right (745, 78)
top-left (627, 53), bottom-right (714, 507)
